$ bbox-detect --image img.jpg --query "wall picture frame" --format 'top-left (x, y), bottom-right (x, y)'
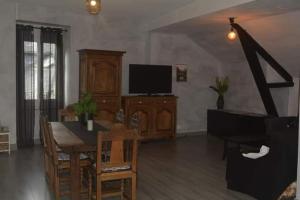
top-left (175, 64), bottom-right (187, 82)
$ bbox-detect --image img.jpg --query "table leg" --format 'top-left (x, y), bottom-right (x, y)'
top-left (70, 152), bottom-right (81, 200)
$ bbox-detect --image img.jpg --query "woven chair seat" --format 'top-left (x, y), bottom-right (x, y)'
top-left (58, 153), bottom-right (89, 161)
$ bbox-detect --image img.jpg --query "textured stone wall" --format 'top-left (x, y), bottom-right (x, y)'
top-left (150, 33), bottom-right (223, 133)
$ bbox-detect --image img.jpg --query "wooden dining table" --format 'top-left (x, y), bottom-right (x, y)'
top-left (51, 120), bottom-right (113, 200)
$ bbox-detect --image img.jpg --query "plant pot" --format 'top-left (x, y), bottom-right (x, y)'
top-left (217, 95), bottom-right (224, 109)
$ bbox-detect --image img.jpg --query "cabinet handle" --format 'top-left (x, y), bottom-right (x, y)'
top-left (163, 100), bottom-right (167, 104)
top-left (138, 101), bottom-right (142, 104)
top-left (102, 100), bottom-right (107, 103)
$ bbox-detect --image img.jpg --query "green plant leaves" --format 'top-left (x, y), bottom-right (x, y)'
top-left (73, 92), bottom-right (97, 116)
top-left (209, 76), bottom-right (229, 96)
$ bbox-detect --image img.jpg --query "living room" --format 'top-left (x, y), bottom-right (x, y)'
top-left (0, 0), bottom-right (300, 200)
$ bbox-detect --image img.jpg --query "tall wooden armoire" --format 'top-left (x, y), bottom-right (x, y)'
top-left (78, 49), bottom-right (126, 121)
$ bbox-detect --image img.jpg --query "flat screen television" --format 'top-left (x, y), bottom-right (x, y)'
top-left (129, 64), bottom-right (172, 95)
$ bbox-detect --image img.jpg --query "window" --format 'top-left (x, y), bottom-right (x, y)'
top-left (24, 41), bottom-right (38, 100)
top-left (43, 43), bottom-right (57, 99)
top-left (24, 41), bottom-right (57, 100)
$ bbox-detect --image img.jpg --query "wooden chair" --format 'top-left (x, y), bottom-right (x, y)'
top-left (90, 124), bottom-right (138, 200)
top-left (58, 104), bottom-right (77, 122)
top-left (41, 116), bottom-right (91, 200)
top-left (40, 116), bottom-right (51, 183)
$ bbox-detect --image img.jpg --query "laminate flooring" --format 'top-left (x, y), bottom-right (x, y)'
top-left (0, 135), bottom-right (256, 200)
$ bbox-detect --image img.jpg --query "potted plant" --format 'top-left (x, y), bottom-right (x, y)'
top-left (74, 92), bottom-right (97, 125)
top-left (210, 76), bottom-right (229, 109)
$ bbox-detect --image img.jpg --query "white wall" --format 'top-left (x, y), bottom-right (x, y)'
top-left (0, 2), bottom-right (16, 146)
top-left (150, 33), bottom-right (223, 133)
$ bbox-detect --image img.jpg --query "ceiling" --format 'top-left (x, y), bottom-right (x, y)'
top-left (13, 0), bottom-right (196, 23)
top-left (155, 0), bottom-right (300, 34)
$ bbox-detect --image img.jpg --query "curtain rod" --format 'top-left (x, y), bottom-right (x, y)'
top-left (17, 23), bottom-right (68, 32)
top-left (32, 26), bottom-right (68, 32)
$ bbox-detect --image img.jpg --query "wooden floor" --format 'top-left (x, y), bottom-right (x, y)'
top-left (0, 135), bottom-right (255, 200)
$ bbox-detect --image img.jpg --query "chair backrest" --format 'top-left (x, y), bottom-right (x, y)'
top-left (59, 104), bottom-right (77, 122)
top-left (42, 116), bottom-right (59, 164)
top-left (40, 115), bottom-right (48, 149)
top-left (41, 116), bottom-right (53, 157)
top-left (97, 123), bottom-right (138, 173)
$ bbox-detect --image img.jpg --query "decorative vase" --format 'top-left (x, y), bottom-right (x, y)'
top-left (79, 113), bottom-right (93, 126)
top-left (217, 95), bottom-right (224, 109)
top-left (87, 120), bottom-right (93, 131)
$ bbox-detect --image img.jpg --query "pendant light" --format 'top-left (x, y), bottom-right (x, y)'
top-left (227, 28), bottom-right (237, 41)
top-left (227, 17), bottom-right (237, 41)
top-left (86, 0), bottom-right (101, 15)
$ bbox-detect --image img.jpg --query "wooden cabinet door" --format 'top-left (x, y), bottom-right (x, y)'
top-left (154, 104), bottom-right (176, 136)
top-left (79, 57), bottom-right (87, 95)
top-left (128, 105), bottom-right (152, 137)
top-left (88, 57), bottom-right (120, 96)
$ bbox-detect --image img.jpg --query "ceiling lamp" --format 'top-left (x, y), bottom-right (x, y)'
top-left (86, 0), bottom-right (101, 15)
top-left (227, 17), bottom-right (237, 41)
top-left (227, 28), bottom-right (237, 41)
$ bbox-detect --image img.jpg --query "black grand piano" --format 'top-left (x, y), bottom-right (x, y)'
top-left (207, 109), bottom-right (270, 159)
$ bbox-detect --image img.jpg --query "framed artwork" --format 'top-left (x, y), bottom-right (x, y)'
top-left (175, 64), bottom-right (187, 82)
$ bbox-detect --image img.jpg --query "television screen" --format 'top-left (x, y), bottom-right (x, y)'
top-left (129, 64), bottom-right (172, 95)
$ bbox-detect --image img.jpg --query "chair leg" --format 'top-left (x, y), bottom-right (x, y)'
top-left (44, 154), bottom-right (48, 180)
top-left (48, 162), bottom-right (54, 192)
top-left (96, 176), bottom-right (102, 200)
top-left (54, 169), bottom-right (60, 200)
top-left (121, 179), bottom-right (125, 200)
top-left (80, 168), bottom-right (84, 190)
top-left (131, 174), bottom-right (137, 200)
top-left (88, 170), bottom-right (92, 200)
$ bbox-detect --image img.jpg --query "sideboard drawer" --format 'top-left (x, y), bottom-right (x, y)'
top-left (155, 98), bottom-right (177, 105)
top-left (127, 99), bottom-right (152, 105)
top-left (95, 97), bottom-right (118, 105)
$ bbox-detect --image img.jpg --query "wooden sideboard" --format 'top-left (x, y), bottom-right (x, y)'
top-left (79, 49), bottom-right (126, 121)
top-left (122, 96), bottom-right (177, 140)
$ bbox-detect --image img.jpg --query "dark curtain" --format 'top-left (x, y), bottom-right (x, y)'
top-left (40, 27), bottom-right (64, 122)
top-left (16, 25), bottom-right (35, 148)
